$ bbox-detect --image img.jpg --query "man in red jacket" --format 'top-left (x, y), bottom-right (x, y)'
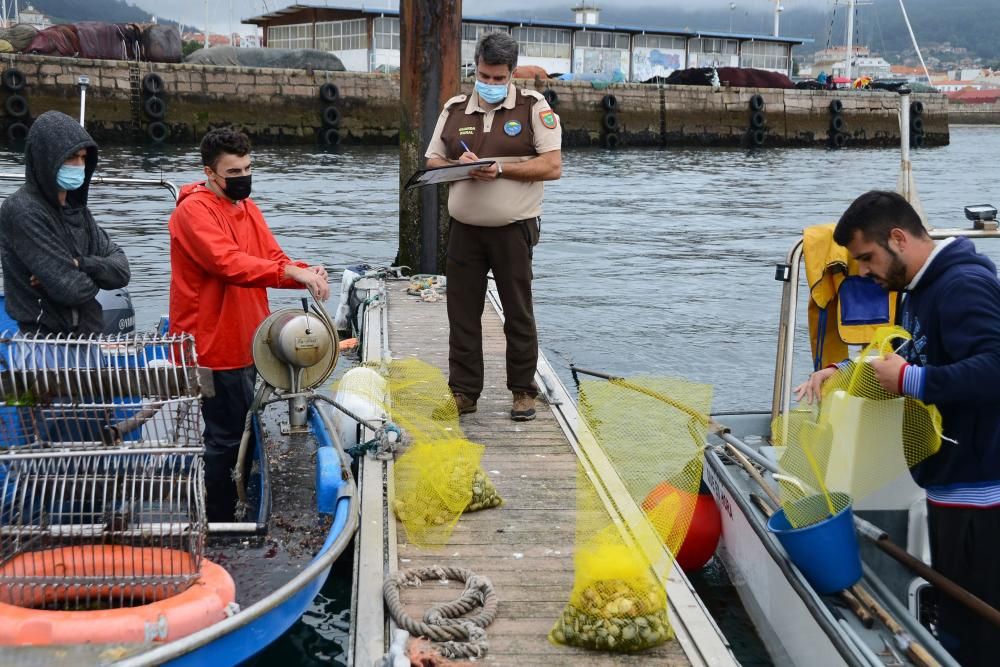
top-left (169, 128), bottom-right (329, 521)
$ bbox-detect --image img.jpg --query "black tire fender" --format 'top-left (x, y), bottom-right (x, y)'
top-left (910, 100), bottom-right (924, 115)
top-left (751, 128), bottom-right (766, 146)
top-left (142, 73), bottom-right (165, 96)
top-left (910, 116), bottom-right (924, 133)
top-left (602, 112), bottom-right (619, 132)
top-left (147, 121), bottom-right (168, 144)
top-left (749, 94), bottom-right (765, 111)
top-left (319, 83), bottom-right (339, 103)
top-left (5, 94), bottom-right (28, 118)
top-left (750, 110), bottom-right (766, 129)
top-left (542, 89), bottom-right (559, 107)
top-left (829, 99), bottom-right (843, 114)
top-left (1, 68), bottom-right (25, 92)
top-left (6, 121), bottom-right (28, 143)
top-left (601, 94), bottom-right (618, 112)
top-left (322, 105), bottom-right (341, 127)
top-left (143, 95), bottom-right (166, 120)
top-left (830, 115), bottom-right (845, 133)
top-left (603, 132), bottom-right (619, 149)
top-left (832, 131), bottom-right (847, 148)
top-left (322, 127), bottom-right (341, 146)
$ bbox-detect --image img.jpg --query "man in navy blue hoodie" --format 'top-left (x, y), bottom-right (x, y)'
top-left (798, 190), bottom-right (1000, 665)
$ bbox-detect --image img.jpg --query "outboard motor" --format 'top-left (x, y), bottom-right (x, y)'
top-left (96, 288), bottom-right (136, 335)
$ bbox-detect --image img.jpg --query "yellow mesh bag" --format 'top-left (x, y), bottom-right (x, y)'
top-left (774, 326), bottom-right (943, 527)
top-left (392, 438), bottom-right (484, 547)
top-left (548, 466), bottom-right (672, 652)
top-left (365, 359), bottom-right (502, 546)
top-left (550, 376), bottom-right (711, 653)
top-left (580, 377), bottom-right (712, 557)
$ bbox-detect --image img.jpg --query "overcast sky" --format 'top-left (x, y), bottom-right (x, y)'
top-left (128, 0), bottom-right (831, 33)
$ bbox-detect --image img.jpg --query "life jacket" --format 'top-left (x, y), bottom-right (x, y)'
top-left (803, 223), bottom-right (897, 370)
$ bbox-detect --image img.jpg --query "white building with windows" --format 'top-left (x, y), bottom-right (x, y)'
top-left (18, 4), bottom-right (50, 28)
top-left (246, 4), bottom-right (808, 80)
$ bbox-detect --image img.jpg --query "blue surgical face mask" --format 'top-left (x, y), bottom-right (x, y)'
top-left (475, 79), bottom-right (509, 105)
top-left (56, 165), bottom-right (86, 191)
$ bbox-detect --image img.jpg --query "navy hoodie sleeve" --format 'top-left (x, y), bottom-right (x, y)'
top-left (923, 272), bottom-right (1000, 404)
top-left (12, 207), bottom-right (100, 306)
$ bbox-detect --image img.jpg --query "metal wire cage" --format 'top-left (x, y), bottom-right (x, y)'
top-left (0, 333), bottom-right (209, 609)
top-left (0, 451), bottom-right (206, 608)
top-left (0, 333), bottom-right (203, 451)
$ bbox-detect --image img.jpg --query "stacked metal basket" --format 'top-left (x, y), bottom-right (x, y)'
top-left (0, 333), bottom-right (207, 610)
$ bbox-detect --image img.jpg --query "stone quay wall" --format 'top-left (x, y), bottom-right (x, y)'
top-left (0, 53), bottom-right (949, 147)
top-left (949, 101), bottom-right (1000, 126)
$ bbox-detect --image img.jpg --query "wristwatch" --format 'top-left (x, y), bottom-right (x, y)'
top-left (496, 162), bottom-right (503, 178)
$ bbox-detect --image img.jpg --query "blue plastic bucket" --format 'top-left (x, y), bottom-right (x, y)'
top-left (766, 492), bottom-right (862, 594)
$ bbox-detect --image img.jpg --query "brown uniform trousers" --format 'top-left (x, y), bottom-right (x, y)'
top-left (446, 217), bottom-right (539, 400)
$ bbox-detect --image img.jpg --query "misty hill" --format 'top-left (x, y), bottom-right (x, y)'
top-left (21, 0), bottom-right (192, 32)
top-left (496, 0), bottom-right (1000, 65)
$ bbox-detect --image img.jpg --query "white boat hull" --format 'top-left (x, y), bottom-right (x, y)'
top-left (704, 454), bottom-right (857, 666)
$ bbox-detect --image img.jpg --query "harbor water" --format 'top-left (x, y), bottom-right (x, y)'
top-left (0, 125), bottom-right (997, 664)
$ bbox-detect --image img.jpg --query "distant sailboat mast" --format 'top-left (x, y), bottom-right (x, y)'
top-left (842, 0), bottom-right (873, 81)
top-left (898, 0), bottom-right (932, 85)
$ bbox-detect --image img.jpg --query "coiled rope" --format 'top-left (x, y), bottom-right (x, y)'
top-left (383, 565), bottom-right (498, 660)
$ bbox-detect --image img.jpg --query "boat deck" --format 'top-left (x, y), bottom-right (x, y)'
top-left (350, 279), bottom-right (736, 666)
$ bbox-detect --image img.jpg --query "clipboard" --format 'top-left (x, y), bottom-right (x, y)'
top-left (404, 160), bottom-right (497, 190)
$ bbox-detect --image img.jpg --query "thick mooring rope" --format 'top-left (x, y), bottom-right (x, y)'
top-left (383, 565), bottom-right (499, 660)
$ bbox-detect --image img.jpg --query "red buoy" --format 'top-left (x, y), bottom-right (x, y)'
top-left (642, 482), bottom-right (722, 572)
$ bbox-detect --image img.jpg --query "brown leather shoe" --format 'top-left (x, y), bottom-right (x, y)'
top-left (511, 392), bottom-right (536, 421)
top-left (434, 392), bottom-right (477, 419)
top-left (454, 392), bottom-right (478, 415)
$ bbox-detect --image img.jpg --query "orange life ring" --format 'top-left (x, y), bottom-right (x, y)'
top-left (0, 545), bottom-right (235, 645)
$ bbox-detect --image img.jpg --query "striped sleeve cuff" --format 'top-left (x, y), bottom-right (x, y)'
top-left (901, 364), bottom-right (926, 400)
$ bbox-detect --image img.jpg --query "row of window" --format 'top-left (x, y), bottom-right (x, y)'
top-left (690, 38), bottom-right (739, 55)
top-left (268, 19), bottom-right (789, 68)
top-left (740, 41), bottom-right (790, 70)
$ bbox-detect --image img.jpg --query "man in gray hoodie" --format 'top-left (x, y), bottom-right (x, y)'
top-left (0, 111), bottom-right (130, 334)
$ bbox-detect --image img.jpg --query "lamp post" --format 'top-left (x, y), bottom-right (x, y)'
top-left (729, 3), bottom-right (735, 32)
top-left (772, 1), bottom-right (784, 37)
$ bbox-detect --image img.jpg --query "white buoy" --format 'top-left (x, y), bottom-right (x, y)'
top-left (332, 367), bottom-right (388, 448)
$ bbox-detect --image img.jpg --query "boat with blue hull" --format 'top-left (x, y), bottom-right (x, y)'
top-left (0, 175), bottom-right (363, 666)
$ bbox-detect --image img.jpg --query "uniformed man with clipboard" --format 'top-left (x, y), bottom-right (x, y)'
top-left (424, 31), bottom-right (562, 422)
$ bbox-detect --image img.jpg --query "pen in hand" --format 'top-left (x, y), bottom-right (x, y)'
top-left (460, 140), bottom-right (472, 154)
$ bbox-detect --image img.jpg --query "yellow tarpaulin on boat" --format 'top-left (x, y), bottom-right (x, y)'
top-left (803, 223), bottom-right (897, 369)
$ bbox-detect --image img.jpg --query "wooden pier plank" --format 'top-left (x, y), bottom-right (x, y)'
top-left (385, 282), bottom-right (705, 666)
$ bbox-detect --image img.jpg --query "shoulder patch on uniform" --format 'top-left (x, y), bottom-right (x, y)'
top-left (443, 94), bottom-right (468, 109)
top-left (539, 109), bottom-right (558, 129)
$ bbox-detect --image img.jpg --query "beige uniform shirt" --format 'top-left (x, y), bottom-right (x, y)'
top-left (425, 85), bottom-right (561, 227)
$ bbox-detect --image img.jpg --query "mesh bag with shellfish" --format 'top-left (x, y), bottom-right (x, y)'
top-left (379, 359), bottom-right (503, 547)
top-left (549, 376), bottom-right (712, 652)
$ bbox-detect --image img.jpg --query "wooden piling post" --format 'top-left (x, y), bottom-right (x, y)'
top-left (398, 0), bottom-right (462, 273)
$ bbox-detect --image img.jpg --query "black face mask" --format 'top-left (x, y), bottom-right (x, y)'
top-left (219, 174), bottom-right (252, 201)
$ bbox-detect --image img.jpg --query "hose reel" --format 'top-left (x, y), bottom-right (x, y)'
top-left (252, 297), bottom-right (340, 431)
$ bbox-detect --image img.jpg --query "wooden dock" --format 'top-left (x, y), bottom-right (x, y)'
top-left (349, 278), bottom-right (736, 666)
